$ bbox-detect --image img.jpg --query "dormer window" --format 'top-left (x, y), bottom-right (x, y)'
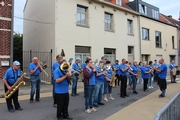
top-left (152, 9), bottom-right (159, 19)
top-left (139, 4), bottom-right (147, 15)
top-left (116, 0), bottom-right (121, 5)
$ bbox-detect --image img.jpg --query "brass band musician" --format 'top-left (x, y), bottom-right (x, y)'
top-left (169, 60), bottom-right (177, 83)
top-left (2, 61), bottom-right (23, 113)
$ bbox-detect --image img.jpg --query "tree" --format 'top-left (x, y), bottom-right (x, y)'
top-left (13, 33), bottom-right (23, 69)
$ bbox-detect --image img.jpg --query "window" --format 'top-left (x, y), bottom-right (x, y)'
top-left (172, 36), bottom-right (175, 49)
top-left (76, 5), bottom-right (87, 26)
top-left (116, 0), bottom-right (121, 5)
top-left (170, 55), bottom-right (175, 64)
top-left (128, 46), bottom-right (134, 54)
top-left (105, 12), bottom-right (113, 31)
top-left (155, 31), bottom-right (162, 48)
top-left (152, 9), bottom-right (159, 19)
top-left (75, 46), bottom-right (91, 66)
top-left (104, 48), bottom-right (116, 63)
top-left (127, 19), bottom-right (133, 35)
top-left (139, 4), bottom-right (147, 15)
top-left (142, 28), bottom-right (149, 40)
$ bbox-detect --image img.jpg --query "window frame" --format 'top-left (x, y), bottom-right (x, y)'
top-left (76, 5), bottom-right (88, 26)
top-left (127, 19), bottom-right (133, 35)
top-left (142, 28), bottom-right (150, 40)
top-left (155, 31), bottom-right (162, 48)
top-left (104, 12), bottom-right (114, 31)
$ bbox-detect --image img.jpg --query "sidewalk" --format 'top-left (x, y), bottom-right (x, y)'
top-left (105, 80), bottom-right (180, 120)
top-left (0, 79), bottom-right (84, 98)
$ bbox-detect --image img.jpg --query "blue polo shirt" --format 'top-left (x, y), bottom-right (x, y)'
top-left (72, 62), bottom-right (79, 72)
top-left (105, 67), bottom-right (112, 79)
top-left (119, 64), bottom-right (128, 76)
top-left (54, 67), bottom-right (69, 94)
top-left (52, 61), bottom-right (60, 72)
top-left (169, 64), bottom-right (176, 70)
top-left (158, 63), bottom-right (167, 79)
top-left (81, 63), bottom-right (86, 69)
top-left (153, 63), bottom-right (158, 67)
top-left (4, 68), bottom-right (22, 84)
top-left (141, 66), bottom-right (150, 79)
top-left (95, 66), bottom-right (104, 82)
top-left (130, 65), bottom-right (138, 75)
top-left (113, 64), bottom-right (120, 75)
top-left (87, 68), bottom-right (95, 85)
top-left (29, 62), bottom-right (41, 76)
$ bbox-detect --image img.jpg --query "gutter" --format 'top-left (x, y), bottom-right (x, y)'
top-left (10, 0), bottom-right (14, 65)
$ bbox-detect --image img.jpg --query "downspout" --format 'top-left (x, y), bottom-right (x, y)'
top-left (10, 0), bottom-right (14, 65)
top-left (138, 16), bottom-right (142, 62)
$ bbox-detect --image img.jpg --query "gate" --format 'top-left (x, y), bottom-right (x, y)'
top-left (23, 50), bottom-right (52, 85)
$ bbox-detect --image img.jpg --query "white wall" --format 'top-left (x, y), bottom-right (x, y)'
top-left (23, 0), bottom-right (55, 54)
top-left (55, 0), bottom-right (140, 62)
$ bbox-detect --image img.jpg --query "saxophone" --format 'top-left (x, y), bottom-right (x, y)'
top-left (4, 72), bottom-right (26, 99)
top-left (109, 72), bottom-right (117, 86)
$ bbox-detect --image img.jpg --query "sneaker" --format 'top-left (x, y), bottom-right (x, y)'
top-left (151, 86), bottom-right (154, 88)
top-left (85, 109), bottom-right (92, 114)
top-left (53, 104), bottom-right (57, 108)
top-left (90, 108), bottom-right (97, 112)
top-left (104, 97), bottom-right (108, 101)
top-left (148, 86), bottom-right (151, 89)
top-left (109, 97), bottom-right (114, 100)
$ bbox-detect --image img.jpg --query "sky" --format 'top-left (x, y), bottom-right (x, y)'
top-left (14, 0), bottom-right (180, 34)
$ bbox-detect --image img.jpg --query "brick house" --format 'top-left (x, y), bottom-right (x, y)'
top-left (0, 0), bottom-right (14, 78)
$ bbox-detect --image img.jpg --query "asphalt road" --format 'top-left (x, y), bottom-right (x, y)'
top-left (0, 81), bottom-right (162, 120)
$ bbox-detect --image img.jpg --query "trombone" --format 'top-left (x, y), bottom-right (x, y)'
top-left (37, 60), bottom-right (49, 77)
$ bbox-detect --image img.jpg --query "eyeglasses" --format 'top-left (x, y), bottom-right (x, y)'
top-left (89, 62), bottom-right (92, 63)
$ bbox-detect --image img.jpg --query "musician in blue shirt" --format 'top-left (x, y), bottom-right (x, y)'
top-left (129, 60), bottom-right (139, 94)
top-left (3, 61), bottom-right (23, 113)
top-left (119, 59), bottom-right (130, 98)
top-left (29, 57), bottom-right (42, 104)
top-left (54, 59), bottom-right (73, 120)
top-left (52, 54), bottom-right (62, 108)
top-left (154, 58), bottom-right (167, 98)
top-left (71, 57), bottom-right (81, 96)
top-left (169, 60), bottom-right (177, 83)
top-left (141, 61), bottom-right (152, 92)
top-left (153, 59), bottom-right (158, 82)
top-left (113, 60), bottom-right (120, 86)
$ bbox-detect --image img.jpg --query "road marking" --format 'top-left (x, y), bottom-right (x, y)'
top-left (0, 88), bottom-right (84, 103)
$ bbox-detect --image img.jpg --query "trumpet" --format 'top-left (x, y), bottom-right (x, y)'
top-left (37, 60), bottom-right (49, 77)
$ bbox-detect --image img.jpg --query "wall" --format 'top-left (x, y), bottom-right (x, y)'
top-left (23, 0), bottom-right (55, 59)
top-left (54, 0), bottom-right (140, 62)
top-left (140, 16), bottom-right (177, 64)
top-left (0, 0), bottom-right (12, 78)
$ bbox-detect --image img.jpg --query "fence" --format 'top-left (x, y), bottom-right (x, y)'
top-left (23, 50), bottom-right (52, 85)
top-left (154, 92), bottom-right (180, 120)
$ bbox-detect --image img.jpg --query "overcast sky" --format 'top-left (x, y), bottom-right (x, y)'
top-left (14, 0), bottom-right (180, 33)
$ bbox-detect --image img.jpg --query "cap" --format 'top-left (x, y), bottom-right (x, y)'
top-left (76, 57), bottom-right (81, 61)
top-left (13, 61), bottom-right (21, 66)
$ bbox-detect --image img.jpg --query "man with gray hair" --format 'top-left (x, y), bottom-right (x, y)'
top-left (169, 60), bottom-right (177, 83)
top-left (154, 58), bottom-right (167, 98)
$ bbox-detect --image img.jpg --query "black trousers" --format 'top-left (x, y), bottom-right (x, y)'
top-left (120, 75), bottom-right (127, 96)
top-left (4, 83), bottom-right (21, 110)
top-left (115, 74), bottom-right (120, 86)
top-left (143, 79), bottom-right (148, 91)
top-left (56, 93), bottom-right (69, 119)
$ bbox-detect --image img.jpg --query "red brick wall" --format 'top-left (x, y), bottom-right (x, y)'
top-left (0, 0), bottom-right (12, 78)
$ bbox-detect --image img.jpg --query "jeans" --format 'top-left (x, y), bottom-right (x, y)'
top-left (30, 75), bottom-right (41, 101)
top-left (139, 73), bottom-right (142, 83)
top-left (128, 74), bottom-right (132, 85)
top-left (131, 75), bottom-right (137, 92)
top-left (85, 85), bottom-right (95, 110)
top-left (104, 80), bottom-right (109, 94)
top-left (94, 81), bottom-right (104, 105)
top-left (148, 75), bottom-right (152, 87)
top-left (72, 75), bottom-right (78, 95)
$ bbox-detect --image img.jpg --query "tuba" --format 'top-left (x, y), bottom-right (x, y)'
top-left (4, 72), bottom-right (26, 99)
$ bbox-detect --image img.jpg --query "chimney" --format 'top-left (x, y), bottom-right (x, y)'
top-left (168, 15), bottom-right (172, 18)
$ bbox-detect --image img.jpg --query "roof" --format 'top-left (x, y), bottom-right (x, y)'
top-left (161, 14), bottom-right (180, 27)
